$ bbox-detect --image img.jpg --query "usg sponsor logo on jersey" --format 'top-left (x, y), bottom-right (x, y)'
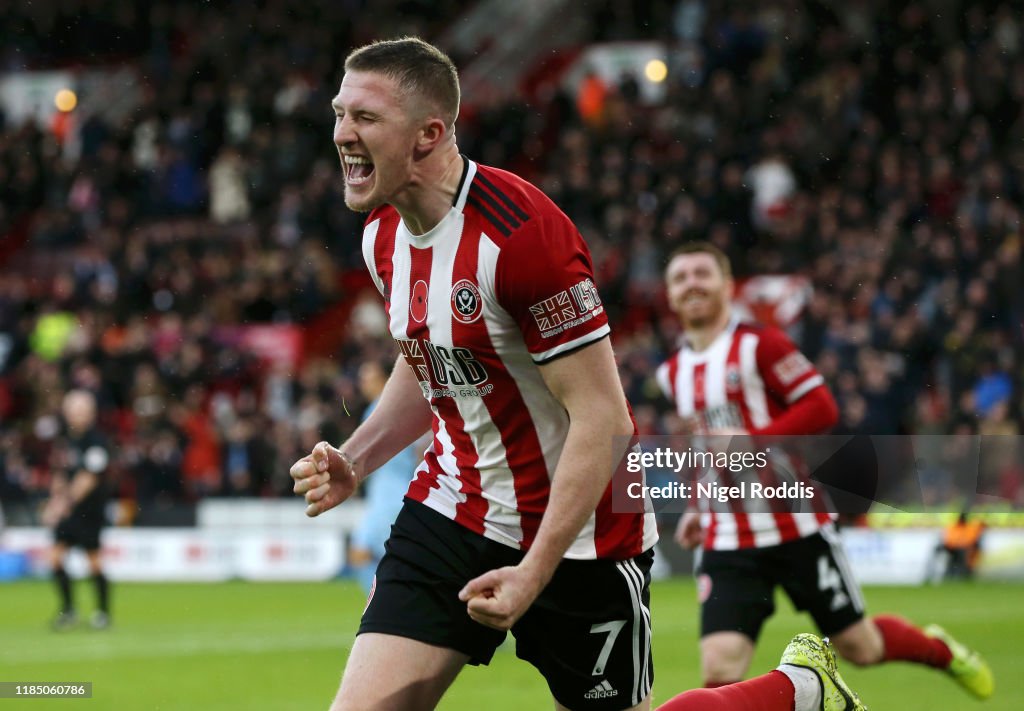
top-left (584, 681), bottom-right (618, 699)
top-left (397, 338), bottom-right (491, 398)
top-left (531, 279), bottom-right (606, 338)
top-left (450, 279), bottom-right (483, 323)
top-left (570, 277), bottom-right (603, 312)
top-left (701, 402), bottom-right (745, 431)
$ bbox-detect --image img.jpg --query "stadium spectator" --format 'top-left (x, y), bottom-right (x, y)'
top-left (289, 37), bottom-right (659, 710)
top-left (932, 511), bottom-right (985, 581)
top-left (0, 0), bottom-right (1022, 518)
top-left (655, 243), bottom-right (992, 699)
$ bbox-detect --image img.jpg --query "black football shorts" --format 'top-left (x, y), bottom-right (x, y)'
top-left (698, 525), bottom-right (865, 640)
top-left (359, 499), bottom-right (654, 710)
top-left (54, 517), bottom-right (102, 551)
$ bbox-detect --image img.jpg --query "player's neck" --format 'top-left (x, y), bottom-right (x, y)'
top-left (685, 306), bottom-right (732, 351)
top-left (393, 149), bottom-right (463, 236)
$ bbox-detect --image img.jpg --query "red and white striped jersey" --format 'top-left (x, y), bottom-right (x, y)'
top-left (362, 158), bottom-right (657, 560)
top-left (656, 316), bottom-right (834, 550)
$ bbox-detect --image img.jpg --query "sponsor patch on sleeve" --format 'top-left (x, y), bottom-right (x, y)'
top-left (529, 291), bottom-right (577, 333)
top-left (529, 279), bottom-right (605, 339)
top-left (772, 351), bottom-right (813, 385)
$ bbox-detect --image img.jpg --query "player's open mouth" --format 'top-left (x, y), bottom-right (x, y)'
top-left (344, 155), bottom-right (375, 186)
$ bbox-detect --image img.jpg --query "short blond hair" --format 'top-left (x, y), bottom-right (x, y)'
top-left (344, 37), bottom-right (460, 128)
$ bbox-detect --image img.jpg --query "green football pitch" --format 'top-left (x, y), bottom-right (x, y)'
top-left (2, 579), bottom-right (1020, 710)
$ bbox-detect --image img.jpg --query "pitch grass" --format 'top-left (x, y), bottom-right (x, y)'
top-left (2, 579), bottom-right (1021, 710)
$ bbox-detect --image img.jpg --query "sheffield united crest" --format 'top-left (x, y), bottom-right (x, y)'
top-left (450, 279), bottom-right (483, 324)
top-left (726, 366), bottom-right (742, 392)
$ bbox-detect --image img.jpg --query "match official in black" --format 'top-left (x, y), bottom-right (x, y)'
top-left (45, 389), bottom-right (112, 630)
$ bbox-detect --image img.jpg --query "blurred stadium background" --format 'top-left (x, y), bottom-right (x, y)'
top-left (1, 0), bottom-right (1023, 708)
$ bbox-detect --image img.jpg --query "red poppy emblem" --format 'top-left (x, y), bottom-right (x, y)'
top-left (410, 280), bottom-right (429, 323)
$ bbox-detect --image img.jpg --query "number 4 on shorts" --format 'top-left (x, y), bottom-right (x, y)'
top-left (817, 555), bottom-right (849, 611)
top-left (589, 620), bottom-right (627, 675)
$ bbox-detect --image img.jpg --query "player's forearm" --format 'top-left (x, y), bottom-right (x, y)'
top-left (342, 358), bottom-right (432, 478)
top-left (519, 406), bottom-right (634, 585)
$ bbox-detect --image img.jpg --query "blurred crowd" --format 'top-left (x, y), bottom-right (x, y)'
top-left (1, 0), bottom-right (1022, 520)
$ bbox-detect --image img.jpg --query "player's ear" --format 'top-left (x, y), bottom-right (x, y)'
top-left (416, 116), bottom-right (449, 152)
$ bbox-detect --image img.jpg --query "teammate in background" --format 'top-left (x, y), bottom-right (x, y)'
top-left (654, 242), bottom-right (993, 702)
top-left (44, 389), bottom-right (112, 630)
top-left (290, 38), bottom-right (659, 710)
top-left (348, 359), bottom-right (420, 593)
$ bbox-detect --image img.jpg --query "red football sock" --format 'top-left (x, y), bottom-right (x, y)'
top-left (704, 681), bottom-right (733, 688)
top-left (657, 670), bottom-right (794, 711)
top-left (873, 614), bottom-right (952, 668)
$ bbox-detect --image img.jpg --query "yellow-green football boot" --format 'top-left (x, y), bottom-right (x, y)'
top-left (779, 633), bottom-right (867, 711)
top-left (924, 624), bottom-right (994, 700)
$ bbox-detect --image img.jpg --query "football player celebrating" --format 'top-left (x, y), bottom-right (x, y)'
top-left (654, 242), bottom-right (992, 707)
top-left (291, 37), bottom-right (657, 711)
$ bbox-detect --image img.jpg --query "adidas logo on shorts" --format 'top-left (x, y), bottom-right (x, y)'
top-left (584, 680), bottom-right (618, 699)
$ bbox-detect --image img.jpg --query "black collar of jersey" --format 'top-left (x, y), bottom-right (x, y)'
top-left (453, 154), bottom-right (471, 206)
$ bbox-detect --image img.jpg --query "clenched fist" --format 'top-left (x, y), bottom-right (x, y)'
top-left (289, 441), bottom-right (359, 516)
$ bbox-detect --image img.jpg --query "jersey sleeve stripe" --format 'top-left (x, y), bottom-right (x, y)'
top-left (469, 184), bottom-right (523, 230)
top-left (474, 171), bottom-right (531, 222)
top-left (466, 194), bottom-right (512, 237)
top-left (531, 325), bottom-right (611, 364)
top-left (785, 374), bottom-right (825, 403)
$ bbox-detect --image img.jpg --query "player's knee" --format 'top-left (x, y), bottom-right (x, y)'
top-left (835, 645), bottom-right (876, 666)
top-left (832, 632), bottom-right (882, 666)
top-left (332, 676), bottom-right (445, 711)
top-left (703, 667), bottom-right (744, 684)
top-left (701, 650), bottom-right (746, 683)
top-left (50, 545), bottom-right (68, 568)
top-left (701, 633), bottom-right (752, 683)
